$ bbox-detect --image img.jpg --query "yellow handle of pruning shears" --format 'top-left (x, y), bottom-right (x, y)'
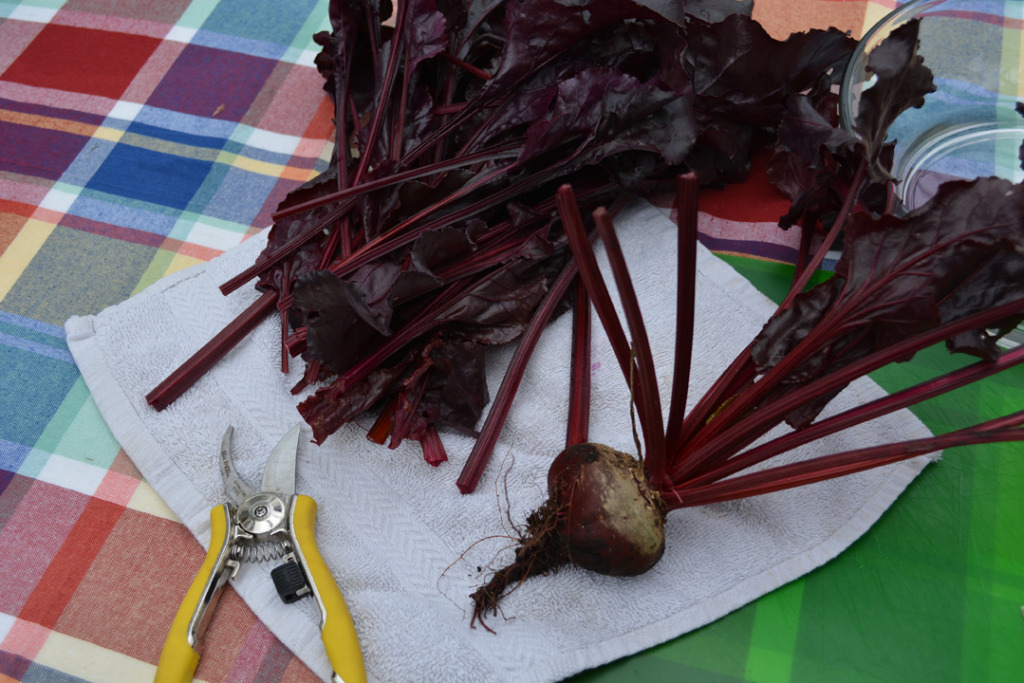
top-left (155, 505), bottom-right (232, 683)
top-left (292, 494), bottom-right (367, 683)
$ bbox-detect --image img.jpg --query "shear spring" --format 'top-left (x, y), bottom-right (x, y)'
top-left (231, 540), bottom-right (289, 563)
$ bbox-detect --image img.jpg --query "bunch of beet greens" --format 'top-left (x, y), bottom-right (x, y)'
top-left (147, 0), bottom-right (858, 474)
top-left (469, 19), bottom-right (1024, 627)
top-left (136, 0), bottom-right (1024, 628)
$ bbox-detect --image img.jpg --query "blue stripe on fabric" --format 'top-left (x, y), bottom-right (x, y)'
top-left (201, 165), bottom-right (279, 224)
top-left (125, 120), bottom-right (228, 151)
top-left (69, 190), bottom-right (182, 236)
top-left (133, 106), bottom-right (238, 141)
top-left (85, 143), bottom-right (213, 211)
top-left (0, 345), bottom-right (80, 445)
top-left (20, 661), bottom-right (91, 683)
top-left (0, 311), bottom-right (72, 363)
top-left (0, 311), bottom-right (67, 339)
top-left (191, 28), bottom-right (288, 61)
top-left (1, 439), bottom-right (32, 474)
top-left (932, 76), bottom-right (1016, 104)
top-left (0, 332), bottom-right (72, 363)
top-left (201, 0), bottom-right (322, 48)
top-left (59, 138), bottom-right (117, 189)
top-left (698, 235), bottom-right (802, 266)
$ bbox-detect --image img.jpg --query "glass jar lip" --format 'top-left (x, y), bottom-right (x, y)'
top-left (839, 0), bottom-right (948, 135)
top-left (893, 119), bottom-right (1024, 208)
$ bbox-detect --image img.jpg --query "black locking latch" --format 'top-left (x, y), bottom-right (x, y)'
top-left (271, 560), bottom-right (310, 603)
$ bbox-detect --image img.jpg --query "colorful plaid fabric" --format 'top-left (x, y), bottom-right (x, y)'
top-left (1, 1), bottom-right (1022, 682)
top-left (1, 0), bottom-right (332, 680)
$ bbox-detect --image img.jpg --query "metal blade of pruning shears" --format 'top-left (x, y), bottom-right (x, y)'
top-left (261, 424), bottom-right (300, 496)
top-left (219, 426), bottom-right (256, 507)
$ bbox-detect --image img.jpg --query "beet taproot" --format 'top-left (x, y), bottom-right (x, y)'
top-left (549, 443), bottom-right (666, 576)
top-left (471, 442), bottom-right (665, 628)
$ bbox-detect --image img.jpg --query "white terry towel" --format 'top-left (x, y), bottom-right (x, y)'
top-left (65, 199), bottom-right (933, 683)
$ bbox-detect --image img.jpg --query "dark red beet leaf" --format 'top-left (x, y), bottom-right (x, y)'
top-left (147, 0), bottom-right (859, 476)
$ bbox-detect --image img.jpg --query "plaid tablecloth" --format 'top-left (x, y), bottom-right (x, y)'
top-left (1, 1), bottom-right (1022, 682)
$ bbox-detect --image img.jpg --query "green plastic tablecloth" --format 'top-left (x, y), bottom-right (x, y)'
top-left (573, 256), bottom-right (1024, 683)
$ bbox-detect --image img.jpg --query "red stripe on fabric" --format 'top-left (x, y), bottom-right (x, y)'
top-left (301, 96), bottom-right (337, 148)
top-left (253, 626), bottom-right (319, 682)
top-left (2, 24), bottom-right (159, 100)
top-left (159, 237), bottom-right (225, 262)
top-left (0, 481), bottom-right (85, 616)
top-left (0, 82), bottom-right (118, 119)
top-left (60, 212), bottom-right (167, 249)
top-left (51, 9), bottom-right (176, 39)
top-left (256, 64), bottom-right (333, 137)
top-left (52, 510), bottom-right (202, 662)
top-left (107, 449), bottom-right (143, 481)
top-left (0, 20), bottom-right (45, 76)
top-left (0, 177), bottom-right (50, 208)
top-left (697, 151), bottom-right (792, 224)
top-left (122, 41), bottom-right (188, 106)
top-left (93, 469), bottom-right (140, 507)
top-left (0, 199), bottom-right (36, 220)
top-left (253, 176), bottom-right (307, 230)
top-left (192, 587), bottom-right (258, 681)
top-left (225, 620), bottom-right (275, 682)
top-left (281, 656), bottom-right (323, 682)
top-left (18, 497), bottom-right (125, 629)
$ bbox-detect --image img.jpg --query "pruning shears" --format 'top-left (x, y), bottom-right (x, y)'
top-left (155, 425), bottom-right (366, 683)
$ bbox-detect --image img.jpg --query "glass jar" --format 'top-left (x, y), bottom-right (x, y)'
top-left (840, 0), bottom-right (1024, 212)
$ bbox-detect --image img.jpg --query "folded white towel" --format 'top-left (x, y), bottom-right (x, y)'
top-left (65, 199), bottom-right (933, 683)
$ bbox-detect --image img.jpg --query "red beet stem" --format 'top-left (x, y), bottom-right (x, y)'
top-left (367, 396), bottom-right (397, 445)
top-left (664, 172), bottom-right (699, 452)
top-left (681, 343), bottom-right (1024, 489)
top-left (591, 207), bottom-right (667, 481)
top-left (219, 198), bottom-right (354, 296)
top-left (146, 289), bottom-right (278, 410)
top-left (673, 414), bottom-right (1024, 507)
top-left (351, 0), bottom-right (408, 187)
top-left (557, 186), bottom-right (645, 426)
top-left (782, 157), bottom-right (866, 307)
top-left (223, 147), bottom-right (520, 297)
top-left (269, 144), bottom-right (519, 224)
top-left (326, 163), bottom-right (515, 278)
top-left (440, 51), bottom-right (492, 81)
top-left (672, 161), bottom-right (867, 451)
top-left (566, 279), bottom-right (591, 448)
top-left (455, 258), bottom-right (581, 494)
top-left (421, 424), bottom-right (449, 466)
top-left (671, 295), bottom-right (1024, 482)
top-left (333, 278), bottom-right (477, 395)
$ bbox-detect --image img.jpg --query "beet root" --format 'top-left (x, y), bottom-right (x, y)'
top-left (471, 443), bottom-right (666, 629)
